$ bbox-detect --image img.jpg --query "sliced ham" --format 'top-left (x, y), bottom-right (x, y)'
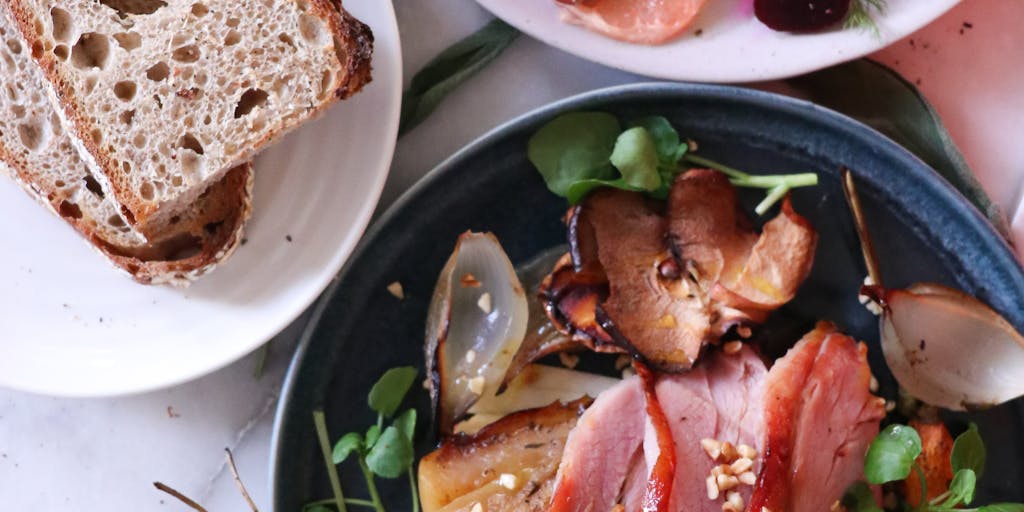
top-left (549, 374), bottom-right (646, 512)
top-left (554, 347), bottom-right (768, 512)
top-left (656, 347), bottom-right (767, 512)
top-left (549, 324), bottom-right (882, 511)
top-left (749, 322), bottom-right (886, 512)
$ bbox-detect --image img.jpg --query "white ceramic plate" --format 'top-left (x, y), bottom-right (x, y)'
top-left (0, 0), bottom-right (401, 397)
top-left (476, 0), bottom-right (959, 82)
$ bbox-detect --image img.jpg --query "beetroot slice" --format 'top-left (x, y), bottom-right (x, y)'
top-left (754, 0), bottom-right (851, 32)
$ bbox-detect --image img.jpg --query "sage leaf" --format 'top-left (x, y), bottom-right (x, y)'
top-left (610, 127), bottom-right (662, 191)
top-left (366, 426), bottom-right (414, 479)
top-left (332, 432), bottom-right (364, 464)
top-left (399, 19), bottom-right (519, 135)
top-left (368, 366), bottom-right (418, 418)
top-left (863, 423), bottom-right (922, 484)
top-left (788, 59), bottom-right (1011, 240)
top-left (528, 112), bottom-right (621, 198)
top-left (951, 422), bottom-right (986, 478)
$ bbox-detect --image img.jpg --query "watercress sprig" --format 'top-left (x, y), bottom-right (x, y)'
top-left (527, 112), bottom-right (817, 214)
top-left (845, 423), bottom-right (1024, 512)
top-left (308, 367), bottom-right (421, 512)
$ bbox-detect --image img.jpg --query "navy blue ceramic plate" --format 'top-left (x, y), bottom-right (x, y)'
top-left (271, 83), bottom-right (1024, 510)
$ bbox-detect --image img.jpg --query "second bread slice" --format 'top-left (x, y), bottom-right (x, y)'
top-left (4, 0), bottom-right (372, 239)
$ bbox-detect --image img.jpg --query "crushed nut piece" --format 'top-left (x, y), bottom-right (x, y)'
top-left (720, 441), bottom-right (738, 462)
top-left (701, 438), bottom-right (722, 460)
top-left (730, 457), bottom-right (753, 474)
top-left (726, 491), bottom-right (744, 511)
top-left (723, 341), bottom-right (743, 355)
top-left (386, 281), bottom-right (404, 299)
top-left (465, 350), bottom-right (476, 363)
top-left (467, 376), bottom-right (485, 395)
top-left (706, 475), bottom-right (720, 500)
top-left (738, 471), bottom-right (756, 486)
top-left (830, 499), bottom-right (842, 511)
top-left (559, 352), bottom-right (580, 369)
top-left (736, 325), bottom-right (753, 338)
top-left (716, 474), bottom-right (739, 491)
top-left (470, 502), bottom-right (483, 512)
top-left (737, 444), bottom-right (757, 460)
top-left (869, 375), bottom-right (879, 393)
top-left (477, 292), bottom-right (492, 313)
top-left (498, 473), bottom-right (517, 490)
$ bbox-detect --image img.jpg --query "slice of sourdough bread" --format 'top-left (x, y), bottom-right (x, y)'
top-left (0, 18), bottom-right (252, 286)
top-left (3, 0), bottom-right (372, 239)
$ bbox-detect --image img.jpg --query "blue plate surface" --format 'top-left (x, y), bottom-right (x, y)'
top-left (272, 83), bottom-right (1024, 510)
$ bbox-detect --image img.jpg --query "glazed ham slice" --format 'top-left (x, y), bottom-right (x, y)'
top-left (550, 324), bottom-right (882, 511)
top-left (549, 374), bottom-right (647, 512)
top-left (749, 322), bottom-right (886, 512)
top-left (552, 347), bottom-right (768, 512)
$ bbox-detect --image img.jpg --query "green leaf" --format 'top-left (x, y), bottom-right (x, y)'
top-left (564, 178), bottom-right (646, 204)
top-left (395, 408), bottom-right (417, 443)
top-left (365, 424), bottom-right (382, 450)
top-left (947, 468), bottom-right (977, 506)
top-left (952, 423), bottom-right (986, 478)
top-left (528, 112), bottom-right (621, 198)
top-left (399, 19), bottom-right (519, 135)
top-left (979, 504), bottom-right (1024, 512)
top-left (365, 426), bottom-right (414, 479)
top-left (332, 432), bottom-right (364, 464)
top-left (368, 366), bottom-right (418, 418)
top-left (787, 59), bottom-right (1011, 240)
top-left (609, 127), bottom-right (662, 191)
top-left (304, 506), bottom-right (334, 512)
top-left (864, 423), bottom-right (922, 484)
top-left (629, 116), bottom-right (683, 165)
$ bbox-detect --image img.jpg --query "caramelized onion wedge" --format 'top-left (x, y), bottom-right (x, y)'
top-left (880, 283), bottom-right (1024, 411)
top-left (426, 232), bottom-right (529, 434)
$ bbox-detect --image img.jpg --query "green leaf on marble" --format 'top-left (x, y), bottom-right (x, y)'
top-left (788, 58), bottom-right (1012, 240)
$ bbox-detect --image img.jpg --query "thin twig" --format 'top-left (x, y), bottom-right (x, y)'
top-left (841, 168), bottom-right (884, 287)
top-left (225, 448), bottom-right (260, 512)
top-left (153, 482), bottom-right (208, 512)
top-left (313, 410), bottom-right (348, 512)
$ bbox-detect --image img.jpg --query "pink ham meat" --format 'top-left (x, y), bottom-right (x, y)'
top-left (551, 347), bottom-right (767, 512)
top-left (749, 322), bottom-right (886, 512)
top-left (551, 323), bottom-right (883, 511)
top-left (549, 374), bottom-right (646, 512)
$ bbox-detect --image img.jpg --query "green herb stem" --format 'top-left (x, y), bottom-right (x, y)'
top-left (304, 498), bottom-right (380, 510)
top-left (755, 185), bottom-right (791, 216)
top-left (913, 463), bottom-right (929, 512)
top-left (357, 458), bottom-right (386, 512)
top-left (683, 154), bottom-right (749, 180)
top-left (408, 467), bottom-right (420, 512)
top-left (683, 153), bottom-right (818, 214)
top-left (313, 410), bottom-right (348, 512)
top-left (736, 173), bottom-right (819, 189)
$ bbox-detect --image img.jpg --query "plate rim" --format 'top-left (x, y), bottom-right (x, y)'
top-left (0, 0), bottom-right (404, 397)
top-left (270, 81), bottom-right (1022, 505)
top-left (474, 0), bottom-right (961, 83)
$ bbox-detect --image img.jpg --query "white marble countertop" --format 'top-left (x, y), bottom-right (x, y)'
top-left (1, 0), bottom-right (1020, 510)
